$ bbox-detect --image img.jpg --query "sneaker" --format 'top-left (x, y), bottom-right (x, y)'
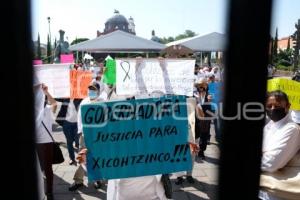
top-left (175, 177), bottom-right (184, 185)
top-left (94, 181), bottom-right (102, 189)
top-left (198, 151), bottom-right (205, 160)
top-left (68, 182), bottom-right (83, 191)
top-left (69, 160), bottom-right (77, 166)
top-left (186, 176), bottom-right (195, 184)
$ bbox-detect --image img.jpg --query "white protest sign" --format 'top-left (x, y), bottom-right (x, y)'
top-left (116, 59), bottom-right (195, 96)
top-left (34, 64), bottom-right (71, 98)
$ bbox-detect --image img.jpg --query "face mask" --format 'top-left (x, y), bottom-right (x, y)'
top-left (266, 107), bottom-right (287, 122)
top-left (88, 90), bottom-right (98, 100)
top-left (199, 87), bottom-right (206, 91)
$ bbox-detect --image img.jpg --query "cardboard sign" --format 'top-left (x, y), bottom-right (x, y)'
top-left (33, 60), bottom-right (42, 65)
top-left (34, 64), bottom-right (70, 98)
top-left (60, 54), bottom-right (74, 63)
top-left (103, 58), bottom-right (116, 85)
top-left (70, 70), bottom-right (93, 99)
top-left (81, 95), bottom-right (192, 180)
top-left (116, 59), bottom-right (195, 96)
top-left (267, 78), bottom-right (300, 110)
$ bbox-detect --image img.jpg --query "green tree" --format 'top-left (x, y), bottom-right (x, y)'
top-left (287, 36), bottom-right (290, 50)
top-left (47, 34), bottom-right (52, 63)
top-left (277, 49), bottom-right (293, 66)
top-left (291, 19), bottom-right (300, 71)
top-left (71, 38), bottom-right (89, 45)
top-left (273, 28), bottom-right (278, 62)
top-left (36, 33), bottom-right (41, 59)
top-left (156, 30), bottom-right (197, 44)
top-left (167, 36), bottom-right (175, 42)
top-left (175, 34), bottom-right (187, 41)
top-left (269, 37), bottom-right (274, 63)
top-left (184, 30), bottom-right (196, 37)
top-left (174, 30), bottom-right (197, 41)
top-left (54, 37), bottom-right (57, 49)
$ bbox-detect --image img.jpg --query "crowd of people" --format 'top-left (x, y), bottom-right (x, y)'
top-left (33, 58), bottom-right (299, 200)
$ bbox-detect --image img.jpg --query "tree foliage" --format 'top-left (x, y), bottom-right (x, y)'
top-left (46, 34), bottom-right (52, 63)
top-left (273, 28), bottom-right (278, 60)
top-left (71, 38), bottom-right (89, 45)
top-left (291, 19), bottom-right (300, 70)
top-left (36, 33), bottom-right (41, 59)
top-left (158, 30), bottom-right (197, 44)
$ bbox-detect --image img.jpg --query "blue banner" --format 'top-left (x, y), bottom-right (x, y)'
top-left (81, 95), bottom-right (192, 180)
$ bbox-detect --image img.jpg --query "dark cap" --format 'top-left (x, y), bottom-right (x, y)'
top-left (88, 82), bottom-right (100, 91)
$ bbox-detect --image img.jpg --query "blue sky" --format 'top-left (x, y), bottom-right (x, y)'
top-left (32, 0), bottom-right (300, 44)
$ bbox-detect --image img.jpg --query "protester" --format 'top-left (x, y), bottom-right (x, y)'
top-left (267, 64), bottom-right (276, 79)
top-left (259, 90), bottom-right (300, 200)
top-left (175, 97), bottom-right (199, 185)
top-left (194, 78), bottom-right (212, 159)
top-left (207, 74), bottom-right (222, 142)
top-left (106, 100), bottom-right (168, 199)
top-left (210, 66), bottom-right (221, 81)
top-left (34, 83), bottom-right (57, 200)
top-left (292, 69), bottom-right (300, 82)
top-left (55, 98), bottom-right (82, 165)
top-left (68, 82), bottom-right (106, 191)
top-left (106, 58), bottom-right (173, 200)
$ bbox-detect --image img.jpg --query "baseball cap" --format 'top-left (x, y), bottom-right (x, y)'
top-left (88, 82), bottom-right (100, 91)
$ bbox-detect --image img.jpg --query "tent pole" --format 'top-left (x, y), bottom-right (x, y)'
top-left (76, 51), bottom-right (78, 63)
top-left (201, 52), bottom-right (203, 66)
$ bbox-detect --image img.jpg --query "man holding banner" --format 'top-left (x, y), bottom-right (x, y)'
top-left (78, 57), bottom-right (197, 199)
top-left (69, 81), bottom-right (106, 191)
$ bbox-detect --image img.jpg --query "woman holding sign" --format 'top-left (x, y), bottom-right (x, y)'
top-left (34, 82), bottom-right (57, 200)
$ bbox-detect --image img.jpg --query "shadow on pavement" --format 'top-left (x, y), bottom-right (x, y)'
top-left (53, 174), bottom-right (107, 200)
top-left (172, 178), bottom-right (218, 200)
top-left (52, 124), bottom-right (63, 132)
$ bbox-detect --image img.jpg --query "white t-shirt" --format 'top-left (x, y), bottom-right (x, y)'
top-left (107, 175), bottom-right (167, 200)
top-left (77, 97), bottom-right (92, 134)
top-left (77, 95), bottom-right (107, 134)
top-left (65, 100), bottom-right (78, 123)
top-left (35, 105), bottom-right (54, 144)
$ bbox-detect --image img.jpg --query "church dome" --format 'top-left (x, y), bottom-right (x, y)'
top-left (104, 10), bottom-right (129, 34)
top-left (106, 11), bottom-right (128, 25)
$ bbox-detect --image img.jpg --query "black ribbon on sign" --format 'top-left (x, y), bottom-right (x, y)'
top-left (120, 61), bottom-right (131, 82)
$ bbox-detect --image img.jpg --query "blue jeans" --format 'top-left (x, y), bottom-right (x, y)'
top-left (214, 118), bottom-right (221, 142)
top-left (62, 121), bottom-right (79, 161)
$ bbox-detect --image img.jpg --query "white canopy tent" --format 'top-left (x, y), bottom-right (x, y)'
top-left (166, 32), bottom-right (226, 52)
top-left (69, 30), bottom-right (166, 53)
top-left (166, 32), bottom-right (226, 66)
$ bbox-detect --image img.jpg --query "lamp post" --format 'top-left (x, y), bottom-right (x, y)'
top-left (47, 17), bottom-right (51, 43)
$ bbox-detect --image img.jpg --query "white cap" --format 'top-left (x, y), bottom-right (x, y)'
top-left (291, 110), bottom-right (300, 124)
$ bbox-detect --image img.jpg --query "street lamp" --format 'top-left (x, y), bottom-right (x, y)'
top-left (47, 17), bottom-right (51, 43)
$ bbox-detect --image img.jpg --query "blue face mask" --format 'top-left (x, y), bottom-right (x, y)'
top-left (88, 90), bottom-right (98, 99)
